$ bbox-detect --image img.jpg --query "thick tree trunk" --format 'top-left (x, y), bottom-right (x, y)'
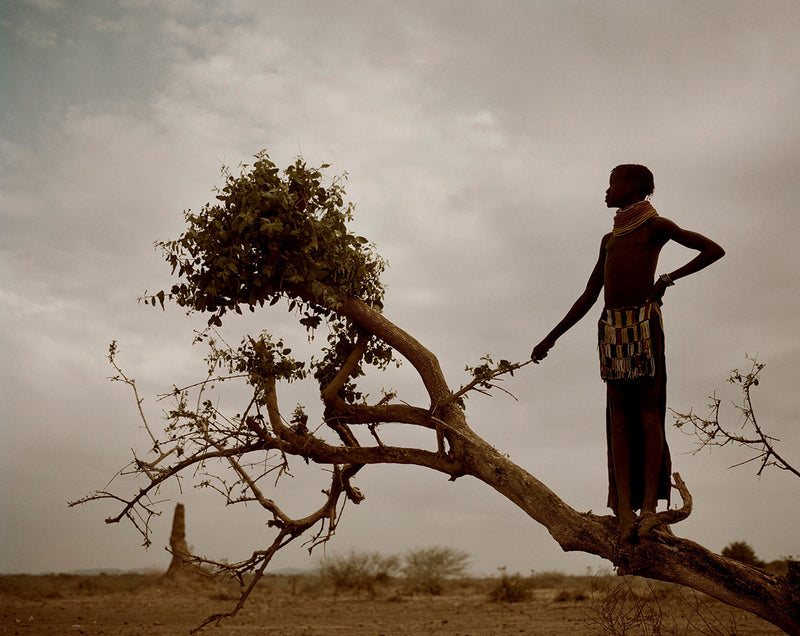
top-left (462, 433), bottom-right (800, 635)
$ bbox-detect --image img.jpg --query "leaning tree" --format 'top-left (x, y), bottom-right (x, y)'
top-left (71, 152), bottom-right (799, 633)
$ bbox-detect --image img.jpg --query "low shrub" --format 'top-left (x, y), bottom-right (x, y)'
top-left (318, 550), bottom-right (400, 593)
top-left (488, 567), bottom-right (531, 603)
top-left (530, 570), bottom-right (572, 589)
top-left (402, 546), bottom-right (469, 596)
top-left (554, 588), bottom-right (588, 602)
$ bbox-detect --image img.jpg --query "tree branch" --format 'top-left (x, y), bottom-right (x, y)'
top-left (83, 157), bottom-right (800, 635)
top-left (672, 356), bottom-right (800, 479)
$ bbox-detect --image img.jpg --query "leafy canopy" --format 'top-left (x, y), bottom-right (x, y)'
top-left (154, 151), bottom-right (394, 402)
top-left (158, 151), bottom-right (386, 324)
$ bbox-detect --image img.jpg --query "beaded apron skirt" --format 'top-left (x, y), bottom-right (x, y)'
top-left (598, 302), bottom-right (663, 381)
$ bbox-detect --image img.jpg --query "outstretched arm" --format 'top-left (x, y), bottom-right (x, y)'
top-left (647, 218), bottom-right (725, 304)
top-left (531, 236), bottom-right (607, 362)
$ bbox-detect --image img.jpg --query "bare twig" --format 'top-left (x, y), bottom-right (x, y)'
top-left (672, 356), bottom-right (799, 479)
top-left (437, 357), bottom-right (533, 412)
top-left (107, 341), bottom-right (159, 450)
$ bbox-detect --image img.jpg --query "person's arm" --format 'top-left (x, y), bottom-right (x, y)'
top-left (647, 218), bottom-right (725, 304)
top-left (531, 236), bottom-right (607, 362)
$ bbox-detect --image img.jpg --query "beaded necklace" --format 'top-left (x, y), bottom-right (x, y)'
top-left (612, 201), bottom-right (658, 236)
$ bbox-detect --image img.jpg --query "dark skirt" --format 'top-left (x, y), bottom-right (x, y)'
top-left (602, 304), bottom-right (672, 513)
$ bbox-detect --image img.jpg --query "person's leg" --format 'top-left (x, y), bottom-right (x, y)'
top-left (607, 382), bottom-right (635, 539)
top-left (638, 379), bottom-right (665, 515)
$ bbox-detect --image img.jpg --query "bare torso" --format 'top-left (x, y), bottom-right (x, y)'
top-left (603, 221), bottom-right (669, 307)
top-left (530, 211), bottom-right (723, 362)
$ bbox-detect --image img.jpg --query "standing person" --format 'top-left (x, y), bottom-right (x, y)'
top-left (530, 164), bottom-right (724, 541)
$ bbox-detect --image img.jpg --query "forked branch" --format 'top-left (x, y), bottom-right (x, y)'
top-left (672, 356), bottom-right (800, 478)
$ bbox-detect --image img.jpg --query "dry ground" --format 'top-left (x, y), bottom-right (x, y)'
top-left (0, 573), bottom-right (786, 635)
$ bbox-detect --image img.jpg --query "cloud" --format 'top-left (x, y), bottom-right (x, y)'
top-left (1, 1), bottom-right (799, 577)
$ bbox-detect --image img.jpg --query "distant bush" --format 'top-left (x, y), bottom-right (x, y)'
top-left (554, 588), bottom-right (588, 602)
top-left (488, 567), bottom-right (531, 603)
top-left (402, 546), bottom-right (469, 595)
top-left (530, 570), bottom-right (572, 589)
top-left (0, 573), bottom-right (159, 598)
top-left (318, 550), bottom-right (399, 593)
top-left (722, 541), bottom-right (764, 567)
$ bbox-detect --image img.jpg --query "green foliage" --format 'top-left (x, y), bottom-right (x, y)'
top-left (318, 550), bottom-right (400, 593)
top-left (402, 546), bottom-right (470, 595)
top-left (467, 355), bottom-right (518, 384)
top-left (153, 151), bottom-right (396, 402)
top-left (207, 330), bottom-right (307, 386)
top-left (488, 567), bottom-right (532, 603)
top-left (148, 331), bottom-right (312, 460)
top-left (722, 541), bottom-right (764, 567)
top-left (310, 318), bottom-right (395, 404)
top-left (158, 151), bottom-right (386, 323)
top-left (452, 354), bottom-right (530, 409)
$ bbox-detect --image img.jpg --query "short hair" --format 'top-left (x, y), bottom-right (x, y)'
top-left (612, 164), bottom-right (655, 198)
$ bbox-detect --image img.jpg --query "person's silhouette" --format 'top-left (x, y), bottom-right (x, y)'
top-left (531, 164), bottom-right (724, 540)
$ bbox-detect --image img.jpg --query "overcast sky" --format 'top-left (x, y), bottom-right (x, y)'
top-left (2, 0), bottom-right (799, 577)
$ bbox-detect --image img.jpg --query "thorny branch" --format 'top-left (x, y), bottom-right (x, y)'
top-left (72, 338), bottom-right (520, 629)
top-left (107, 340), bottom-right (160, 451)
top-left (437, 356), bottom-right (534, 413)
top-left (672, 355), bottom-right (800, 479)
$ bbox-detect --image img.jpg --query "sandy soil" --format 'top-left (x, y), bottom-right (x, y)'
top-left (0, 576), bottom-right (786, 635)
top-left (1, 589), bottom-right (583, 635)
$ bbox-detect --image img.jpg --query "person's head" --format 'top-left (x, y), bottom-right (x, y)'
top-left (605, 164), bottom-right (654, 208)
